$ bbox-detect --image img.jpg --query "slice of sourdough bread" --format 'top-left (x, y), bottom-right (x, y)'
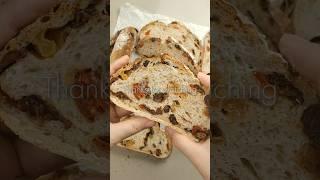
top-left (0, 0), bottom-right (108, 174)
top-left (117, 114), bottom-right (172, 158)
top-left (212, 0), bottom-right (319, 179)
top-left (110, 54), bottom-right (210, 142)
top-left (110, 27), bottom-right (138, 64)
top-left (136, 21), bottom-right (201, 74)
top-left (200, 32), bottom-right (210, 75)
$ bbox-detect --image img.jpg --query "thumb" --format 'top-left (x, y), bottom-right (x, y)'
top-left (279, 34), bottom-right (320, 86)
top-left (110, 116), bottom-right (155, 146)
top-left (198, 72), bottom-right (210, 88)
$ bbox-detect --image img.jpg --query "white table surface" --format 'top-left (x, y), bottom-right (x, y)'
top-left (110, 0), bottom-right (209, 179)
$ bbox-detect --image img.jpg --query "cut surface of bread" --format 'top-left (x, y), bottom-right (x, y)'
top-left (110, 27), bottom-right (138, 64)
top-left (212, 0), bottom-right (319, 179)
top-left (110, 54), bottom-right (210, 142)
top-left (0, 0), bottom-right (108, 174)
top-left (117, 114), bottom-right (172, 158)
top-left (136, 21), bottom-right (201, 74)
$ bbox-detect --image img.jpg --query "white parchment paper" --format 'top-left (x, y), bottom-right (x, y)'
top-left (113, 3), bottom-right (209, 40)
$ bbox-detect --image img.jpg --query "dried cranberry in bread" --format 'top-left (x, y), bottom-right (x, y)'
top-left (200, 32), bottom-right (210, 75)
top-left (136, 21), bottom-right (201, 74)
top-left (117, 114), bottom-right (172, 158)
top-left (0, 0), bottom-right (108, 174)
top-left (110, 54), bottom-right (210, 142)
top-left (110, 27), bottom-right (138, 63)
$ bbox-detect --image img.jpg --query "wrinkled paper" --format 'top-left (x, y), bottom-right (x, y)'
top-left (113, 3), bottom-right (209, 40)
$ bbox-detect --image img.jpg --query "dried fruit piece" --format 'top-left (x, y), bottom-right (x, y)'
top-left (153, 92), bottom-right (168, 103)
top-left (112, 91), bottom-right (131, 101)
top-left (192, 126), bottom-right (209, 141)
top-left (169, 114), bottom-right (178, 125)
top-left (16, 95), bottom-right (72, 129)
top-left (121, 139), bottom-right (135, 147)
top-left (139, 104), bottom-right (163, 115)
top-left (133, 80), bottom-right (150, 100)
top-left (155, 149), bottom-right (162, 156)
top-left (267, 72), bottom-right (304, 104)
top-left (143, 60), bottom-right (150, 67)
top-left (163, 105), bottom-right (171, 113)
top-left (190, 84), bottom-right (205, 95)
top-left (72, 69), bottom-right (106, 121)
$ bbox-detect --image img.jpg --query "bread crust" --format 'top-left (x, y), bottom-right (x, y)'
top-left (110, 27), bottom-right (138, 64)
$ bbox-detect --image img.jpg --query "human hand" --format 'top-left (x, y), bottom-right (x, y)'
top-left (279, 34), bottom-right (320, 90)
top-left (110, 55), bottom-right (155, 146)
top-left (165, 72), bottom-right (210, 180)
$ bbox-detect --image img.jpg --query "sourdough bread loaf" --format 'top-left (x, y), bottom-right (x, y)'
top-left (212, 0), bottom-right (319, 179)
top-left (0, 0), bottom-right (108, 174)
top-left (110, 54), bottom-right (210, 142)
top-left (117, 114), bottom-right (172, 158)
top-left (136, 21), bottom-right (201, 74)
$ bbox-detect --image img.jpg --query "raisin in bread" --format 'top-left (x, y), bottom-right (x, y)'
top-left (110, 27), bottom-right (138, 64)
top-left (200, 32), bottom-right (210, 75)
top-left (136, 21), bottom-right (201, 74)
top-left (0, 0), bottom-right (108, 173)
top-left (212, 0), bottom-right (319, 179)
top-left (117, 114), bottom-right (172, 158)
top-left (110, 54), bottom-right (210, 142)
